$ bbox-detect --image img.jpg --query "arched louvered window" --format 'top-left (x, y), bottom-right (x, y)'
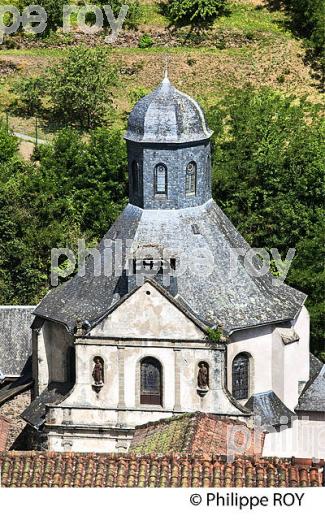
top-left (154, 164), bottom-right (167, 195)
top-left (185, 161), bottom-right (197, 196)
top-left (132, 160), bottom-right (139, 195)
top-left (232, 353), bottom-right (250, 400)
top-left (140, 357), bottom-right (162, 406)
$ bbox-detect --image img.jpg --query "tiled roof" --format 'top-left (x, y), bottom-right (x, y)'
top-left (130, 413), bottom-right (264, 458)
top-left (0, 452), bottom-right (323, 487)
top-left (0, 416), bottom-right (10, 451)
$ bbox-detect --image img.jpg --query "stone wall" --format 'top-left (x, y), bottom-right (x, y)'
top-left (0, 391), bottom-right (31, 450)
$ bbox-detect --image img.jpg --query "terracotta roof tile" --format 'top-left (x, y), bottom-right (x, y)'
top-left (130, 413), bottom-right (265, 458)
top-left (0, 452), bottom-right (324, 488)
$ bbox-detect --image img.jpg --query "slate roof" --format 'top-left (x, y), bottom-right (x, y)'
top-left (0, 368), bottom-right (33, 407)
top-left (296, 365), bottom-right (325, 413)
top-left (21, 383), bottom-right (73, 429)
top-left (245, 391), bottom-right (295, 428)
top-left (0, 306), bottom-right (35, 378)
top-left (309, 353), bottom-right (323, 380)
top-left (125, 74), bottom-right (213, 144)
top-left (0, 452), bottom-right (323, 487)
top-left (34, 201), bottom-right (306, 335)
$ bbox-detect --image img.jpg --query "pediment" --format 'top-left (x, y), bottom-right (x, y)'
top-left (89, 281), bottom-right (206, 340)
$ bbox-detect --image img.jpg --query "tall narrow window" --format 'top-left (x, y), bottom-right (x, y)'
top-left (232, 353), bottom-right (250, 400)
top-left (140, 357), bottom-right (162, 406)
top-left (155, 164), bottom-right (167, 195)
top-left (186, 161), bottom-right (197, 196)
top-left (68, 346), bottom-right (76, 385)
top-left (132, 160), bottom-right (139, 195)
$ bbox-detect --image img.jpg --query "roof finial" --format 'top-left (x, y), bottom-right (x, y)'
top-left (164, 54), bottom-right (170, 81)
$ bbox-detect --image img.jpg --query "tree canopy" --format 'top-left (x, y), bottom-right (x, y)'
top-left (208, 87), bottom-right (325, 356)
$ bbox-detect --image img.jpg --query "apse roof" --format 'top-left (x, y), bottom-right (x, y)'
top-left (34, 200), bottom-right (306, 335)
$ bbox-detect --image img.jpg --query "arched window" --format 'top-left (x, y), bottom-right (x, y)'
top-left (140, 357), bottom-right (162, 405)
top-left (232, 354), bottom-right (250, 400)
top-left (132, 160), bottom-right (139, 195)
top-left (185, 161), bottom-right (197, 196)
top-left (154, 164), bottom-right (167, 195)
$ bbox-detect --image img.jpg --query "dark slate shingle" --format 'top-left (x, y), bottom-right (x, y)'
top-left (296, 366), bottom-right (325, 413)
top-left (0, 306), bottom-right (35, 378)
top-left (245, 391), bottom-right (295, 428)
top-left (34, 201), bottom-right (305, 335)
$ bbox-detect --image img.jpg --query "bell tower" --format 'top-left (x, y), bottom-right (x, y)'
top-left (125, 74), bottom-right (213, 210)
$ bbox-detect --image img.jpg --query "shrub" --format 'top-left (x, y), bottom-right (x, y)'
top-left (138, 34), bottom-right (154, 48)
top-left (10, 76), bottom-right (46, 117)
top-left (0, 122), bottom-right (18, 163)
top-left (167, 0), bottom-right (227, 26)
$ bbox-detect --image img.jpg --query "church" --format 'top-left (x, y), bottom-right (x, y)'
top-left (16, 74), bottom-right (323, 455)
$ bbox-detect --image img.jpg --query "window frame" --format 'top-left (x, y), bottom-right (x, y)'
top-left (185, 161), bottom-right (197, 196)
top-left (140, 356), bottom-right (163, 406)
top-left (154, 163), bottom-right (168, 196)
top-left (232, 353), bottom-right (250, 400)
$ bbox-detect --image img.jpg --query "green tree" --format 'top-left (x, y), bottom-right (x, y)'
top-left (91, 0), bottom-right (143, 29)
top-left (208, 87), bottom-right (325, 355)
top-left (282, 0), bottom-right (324, 52)
top-left (17, 0), bottom-right (67, 35)
top-left (47, 46), bottom-right (118, 129)
top-left (166, 0), bottom-right (227, 26)
top-left (0, 126), bottom-right (128, 305)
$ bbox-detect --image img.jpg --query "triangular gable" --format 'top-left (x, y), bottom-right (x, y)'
top-left (89, 280), bottom-right (206, 340)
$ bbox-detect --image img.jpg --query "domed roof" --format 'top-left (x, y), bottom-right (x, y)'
top-left (125, 74), bottom-right (213, 144)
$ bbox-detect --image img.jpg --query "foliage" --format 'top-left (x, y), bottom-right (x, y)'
top-left (91, 0), bottom-right (143, 29)
top-left (10, 76), bottom-right (46, 117)
top-left (0, 127), bottom-right (128, 304)
top-left (208, 87), bottom-right (325, 355)
top-left (47, 46), bottom-right (118, 129)
top-left (281, 0), bottom-right (324, 53)
top-left (0, 122), bottom-right (18, 162)
top-left (166, 0), bottom-right (227, 26)
top-left (17, 0), bottom-right (67, 35)
top-left (138, 34), bottom-right (154, 48)
top-left (206, 327), bottom-right (223, 343)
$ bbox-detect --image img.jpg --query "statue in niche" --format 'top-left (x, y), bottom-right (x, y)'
top-left (197, 362), bottom-right (209, 390)
top-left (92, 357), bottom-right (104, 388)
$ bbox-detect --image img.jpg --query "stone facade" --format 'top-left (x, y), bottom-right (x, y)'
top-left (42, 282), bottom-right (247, 453)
